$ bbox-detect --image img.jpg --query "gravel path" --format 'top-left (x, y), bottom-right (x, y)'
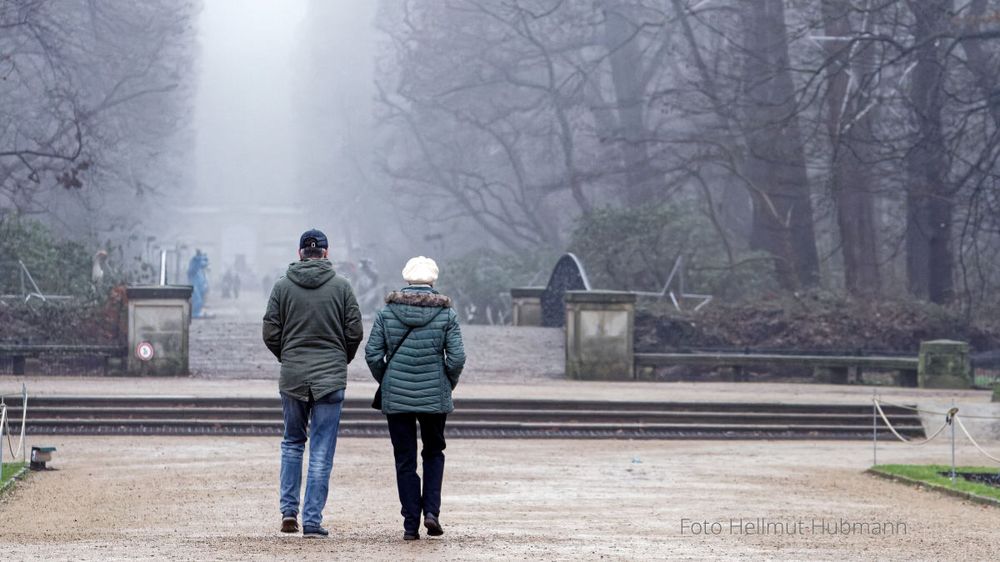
top-left (2, 437), bottom-right (999, 560)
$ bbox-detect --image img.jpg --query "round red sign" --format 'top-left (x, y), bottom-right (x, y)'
top-left (136, 341), bottom-right (155, 361)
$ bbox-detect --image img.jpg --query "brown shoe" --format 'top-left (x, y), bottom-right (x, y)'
top-left (281, 514), bottom-right (299, 533)
top-left (424, 514), bottom-right (444, 536)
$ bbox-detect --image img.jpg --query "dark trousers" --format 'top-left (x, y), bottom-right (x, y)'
top-left (386, 413), bottom-right (447, 534)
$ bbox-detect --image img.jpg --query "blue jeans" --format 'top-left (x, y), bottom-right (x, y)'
top-left (280, 389), bottom-right (345, 528)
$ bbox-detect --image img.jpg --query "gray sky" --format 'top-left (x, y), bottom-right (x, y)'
top-left (191, 0), bottom-right (309, 270)
top-left (185, 0), bottom-right (379, 273)
top-left (194, 0), bottom-right (308, 206)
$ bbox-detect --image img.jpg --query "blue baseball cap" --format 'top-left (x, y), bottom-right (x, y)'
top-left (299, 228), bottom-right (328, 249)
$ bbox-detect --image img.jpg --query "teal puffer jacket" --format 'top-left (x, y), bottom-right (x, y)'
top-left (365, 286), bottom-right (465, 414)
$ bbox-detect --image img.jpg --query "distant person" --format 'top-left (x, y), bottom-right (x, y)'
top-left (262, 229), bottom-right (364, 539)
top-left (262, 273), bottom-right (273, 297)
top-left (232, 269), bottom-right (241, 299)
top-left (365, 256), bottom-right (466, 541)
top-left (187, 250), bottom-right (209, 317)
top-left (221, 269), bottom-right (233, 299)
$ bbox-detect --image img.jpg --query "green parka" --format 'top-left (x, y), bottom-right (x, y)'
top-left (365, 285), bottom-right (465, 414)
top-left (263, 259), bottom-right (363, 401)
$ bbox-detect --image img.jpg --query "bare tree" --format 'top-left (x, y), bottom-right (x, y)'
top-left (819, 0), bottom-right (882, 296)
top-left (0, 0), bottom-right (197, 242)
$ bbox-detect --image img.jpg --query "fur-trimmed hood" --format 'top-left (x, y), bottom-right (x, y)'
top-left (383, 287), bottom-right (453, 328)
top-left (385, 290), bottom-right (453, 308)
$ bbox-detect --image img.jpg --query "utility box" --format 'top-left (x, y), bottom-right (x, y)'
top-left (918, 340), bottom-right (972, 389)
top-left (564, 291), bottom-right (636, 380)
top-left (126, 285), bottom-right (193, 376)
top-left (510, 287), bottom-right (545, 327)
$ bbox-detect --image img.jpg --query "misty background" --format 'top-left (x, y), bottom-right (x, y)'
top-left (2, 0), bottom-right (1000, 327)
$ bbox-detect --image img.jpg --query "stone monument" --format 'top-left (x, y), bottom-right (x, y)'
top-left (564, 290), bottom-right (636, 380)
top-left (918, 339), bottom-right (972, 389)
top-left (126, 285), bottom-right (193, 376)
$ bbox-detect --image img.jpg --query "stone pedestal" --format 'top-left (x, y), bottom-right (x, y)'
top-left (126, 285), bottom-right (193, 376)
top-left (564, 291), bottom-right (636, 380)
top-left (511, 287), bottom-right (545, 327)
top-left (918, 340), bottom-right (971, 389)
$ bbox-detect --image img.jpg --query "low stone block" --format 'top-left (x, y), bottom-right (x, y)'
top-left (918, 340), bottom-right (971, 389)
top-left (127, 285), bottom-right (193, 376)
top-left (510, 287), bottom-right (545, 327)
top-left (564, 291), bottom-right (636, 380)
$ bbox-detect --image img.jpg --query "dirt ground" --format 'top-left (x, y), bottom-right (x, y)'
top-left (2, 437), bottom-right (999, 561)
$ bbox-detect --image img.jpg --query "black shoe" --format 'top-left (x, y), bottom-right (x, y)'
top-left (424, 514), bottom-right (444, 537)
top-left (281, 513), bottom-right (299, 534)
top-left (302, 526), bottom-right (330, 539)
top-left (403, 532), bottom-right (420, 541)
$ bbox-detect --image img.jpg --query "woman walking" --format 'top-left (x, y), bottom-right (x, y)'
top-left (365, 256), bottom-right (466, 540)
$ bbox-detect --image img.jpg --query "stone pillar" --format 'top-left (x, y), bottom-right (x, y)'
top-left (992, 384), bottom-right (999, 403)
top-left (564, 291), bottom-right (636, 380)
top-left (510, 287), bottom-right (545, 327)
top-left (918, 340), bottom-right (971, 389)
top-left (126, 285), bottom-right (193, 376)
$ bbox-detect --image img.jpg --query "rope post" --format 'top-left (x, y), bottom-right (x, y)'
top-left (950, 402), bottom-right (957, 485)
top-left (20, 383), bottom-right (27, 463)
top-left (872, 393), bottom-right (878, 466)
top-left (1, 404), bottom-right (5, 475)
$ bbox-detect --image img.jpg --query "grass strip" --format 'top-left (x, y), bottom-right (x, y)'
top-left (1, 462), bottom-right (28, 494)
top-left (869, 464), bottom-right (1000, 506)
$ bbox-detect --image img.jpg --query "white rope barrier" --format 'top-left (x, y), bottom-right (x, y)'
top-left (0, 404), bottom-right (7, 472)
top-left (874, 397), bottom-right (1000, 466)
top-left (17, 388), bottom-right (26, 462)
top-left (875, 398), bottom-right (1000, 420)
top-left (4, 408), bottom-right (25, 459)
top-left (873, 399), bottom-right (948, 446)
top-left (954, 415), bottom-right (1000, 465)
top-left (0, 386), bottom-right (28, 463)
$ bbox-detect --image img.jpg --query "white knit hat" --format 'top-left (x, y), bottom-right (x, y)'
top-left (402, 256), bottom-right (439, 285)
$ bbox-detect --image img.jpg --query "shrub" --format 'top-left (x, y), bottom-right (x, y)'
top-left (568, 205), bottom-right (778, 300)
top-left (0, 217), bottom-right (93, 297)
top-left (436, 249), bottom-right (555, 324)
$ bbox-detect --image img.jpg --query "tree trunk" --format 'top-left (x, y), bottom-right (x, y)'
top-left (821, 0), bottom-right (881, 297)
top-left (670, 0), bottom-right (753, 241)
top-left (740, 0), bottom-right (820, 289)
top-left (603, 6), bottom-right (658, 207)
top-left (906, 0), bottom-right (954, 303)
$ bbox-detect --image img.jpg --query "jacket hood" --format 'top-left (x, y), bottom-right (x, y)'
top-left (285, 259), bottom-right (336, 289)
top-left (385, 286), bottom-right (452, 328)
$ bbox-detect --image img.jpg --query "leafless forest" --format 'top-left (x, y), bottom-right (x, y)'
top-left (2, 1), bottom-right (1000, 330)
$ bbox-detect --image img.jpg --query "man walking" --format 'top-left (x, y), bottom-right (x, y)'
top-left (263, 229), bottom-right (363, 538)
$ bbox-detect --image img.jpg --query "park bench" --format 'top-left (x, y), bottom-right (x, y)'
top-left (634, 352), bottom-right (919, 387)
top-left (0, 344), bottom-right (127, 375)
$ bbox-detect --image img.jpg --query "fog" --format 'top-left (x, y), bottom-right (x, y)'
top-left (3, 0), bottom-right (1000, 324)
top-left (184, 0), bottom-right (318, 282)
top-left (139, 0), bottom-right (382, 294)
